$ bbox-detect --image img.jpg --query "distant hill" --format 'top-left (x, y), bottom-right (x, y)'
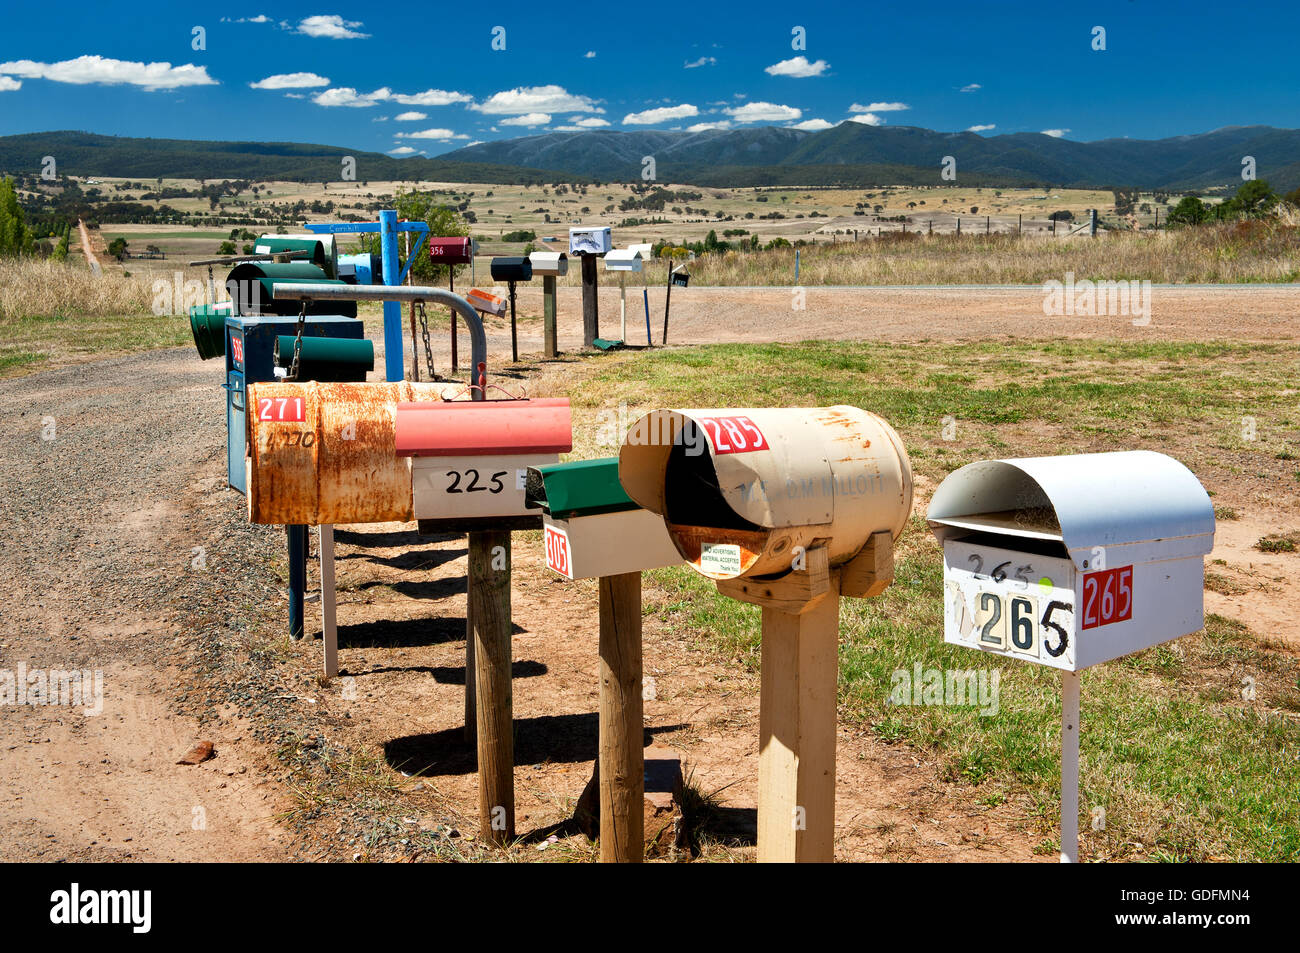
top-left (0, 131), bottom-right (585, 184)
top-left (2, 126), bottom-right (1298, 193)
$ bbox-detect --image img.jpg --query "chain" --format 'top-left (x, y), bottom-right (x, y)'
top-left (286, 299), bottom-right (307, 381)
top-left (417, 300), bottom-right (435, 381)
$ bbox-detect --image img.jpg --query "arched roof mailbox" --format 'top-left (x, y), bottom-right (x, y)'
top-left (618, 406), bottom-right (913, 580)
top-left (528, 251), bottom-right (568, 276)
top-left (525, 457), bottom-right (683, 580)
top-left (395, 398), bottom-right (573, 533)
top-left (927, 450), bottom-right (1215, 670)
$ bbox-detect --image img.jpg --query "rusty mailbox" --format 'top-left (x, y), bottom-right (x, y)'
top-left (245, 380), bottom-right (446, 526)
top-left (395, 399), bottom-right (573, 533)
top-left (618, 407), bottom-right (913, 580)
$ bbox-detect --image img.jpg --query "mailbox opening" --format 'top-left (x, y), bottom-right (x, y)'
top-left (663, 438), bottom-right (771, 576)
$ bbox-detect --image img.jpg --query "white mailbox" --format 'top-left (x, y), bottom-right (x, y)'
top-left (528, 250), bottom-right (568, 276)
top-left (604, 249), bottom-right (643, 272)
top-left (927, 451), bottom-right (1215, 671)
top-left (394, 398), bottom-right (573, 533)
top-left (569, 226), bottom-right (612, 256)
top-left (628, 242), bottom-right (653, 259)
top-left (525, 457), bottom-right (682, 580)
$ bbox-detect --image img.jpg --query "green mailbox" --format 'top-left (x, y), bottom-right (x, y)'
top-left (526, 456), bottom-right (682, 580)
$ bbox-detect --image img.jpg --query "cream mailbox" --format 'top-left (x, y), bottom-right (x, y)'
top-left (569, 226), bottom-right (612, 256)
top-left (603, 249), bottom-right (642, 272)
top-left (394, 398), bottom-right (573, 532)
top-left (618, 406), bottom-right (913, 580)
top-left (528, 251), bottom-right (568, 276)
top-left (927, 450), bottom-right (1215, 671)
top-left (525, 457), bottom-right (681, 580)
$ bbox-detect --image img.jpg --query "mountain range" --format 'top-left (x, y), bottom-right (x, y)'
top-left (3, 125), bottom-right (1298, 193)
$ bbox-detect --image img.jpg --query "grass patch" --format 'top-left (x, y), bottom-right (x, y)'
top-left (1257, 534), bottom-right (1298, 554)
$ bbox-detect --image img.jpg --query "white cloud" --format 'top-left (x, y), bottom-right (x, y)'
top-left (1041, 128), bottom-right (1070, 138)
top-left (472, 85), bottom-right (601, 115)
top-left (388, 146), bottom-right (417, 155)
top-left (623, 103), bottom-right (699, 125)
top-left (394, 128), bottom-right (470, 140)
top-left (250, 72), bottom-right (329, 89)
top-left (687, 121), bottom-right (731, 132)
top-left (284, 92), bottom-right (305, 99)
top-left (311, 86), bottom-right (390, 107)
top-left (966, 123), bottom-right (995, 132)
top-left (570, 117), bottom-right (609, 128)
top-left (394, 111), bottom-right (427, 121)
top-left (851, 101), bottom-right (908, 112)
top-left (960, 83), bottom-right (981, 93)
top-left (0, 55), bottom-right (217, 91)
top-left (684, 56), bottom-right (717, 69)
top-left (221, 14), bottom-right (270, 23)
top-left (500, 112), bottom-right (551, 127)
top-left (847, 113), bottom-right (884, 126)
top-left (297, 15), bottom-right (369, 39)
top-left (789, 118), bottom-right (833, 131)
top-left (391, 88), bottom-right (472, 106)
top-left (764, 56), bottom-right (829, 78)
top-left (371, 115), bottom-right (388, 121)
top-left (0, 76), bottom-right (20, 91)
top-left (726, 101), bottom-right (801, 123)
top-left (584, 51), bottom-right (596, 58)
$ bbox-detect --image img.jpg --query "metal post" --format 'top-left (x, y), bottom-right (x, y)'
top-left (794, 249), bottom-right (800, 283)
top-left (1061, 670), bottom-right (1080, 863)
top-left (287, 524), bottom-right (308, 641)
top-left (379, 210), bottom-right (403, 381)
top-left (508, 281), bottom-right (518, 362)
top-left (619, 273), bottom-right (627, 343)
top-left (319, 524), bottom-right (338, 677)
top-left (643, 288), bottom-right (651, 347)
top-left (449, 270), bottom-right (458, 375)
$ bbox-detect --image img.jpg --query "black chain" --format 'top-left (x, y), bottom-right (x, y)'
top-left (417, 301), bottom-right (435, 381)
top-left (286, 299), bottom-right (307, 381)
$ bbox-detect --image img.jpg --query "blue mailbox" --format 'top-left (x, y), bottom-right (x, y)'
top-left (224, 314), bottom-right (364, 493)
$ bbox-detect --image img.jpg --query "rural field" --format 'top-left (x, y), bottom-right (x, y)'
top-left (1, 242), bottom-right (1296, 862)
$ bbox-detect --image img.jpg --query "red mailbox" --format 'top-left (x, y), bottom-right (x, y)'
top-left (428, 237), bottom-right (474, 264)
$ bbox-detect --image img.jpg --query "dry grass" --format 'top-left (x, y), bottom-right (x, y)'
top-left (0, 257), bottom-right (155, 320)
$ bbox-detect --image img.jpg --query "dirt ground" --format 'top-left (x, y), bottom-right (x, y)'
top-left (1, 286), bottom-right (1296, 863)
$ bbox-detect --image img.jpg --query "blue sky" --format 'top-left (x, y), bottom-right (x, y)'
top-left (1, 1), bottom-right (1298, 154)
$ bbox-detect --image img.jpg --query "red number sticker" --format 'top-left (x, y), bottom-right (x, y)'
top-left (695, 415), bottom-right (769, 454)
top-left (230, 335), bottom-right (244, 365)
top-left (257, 396), bottom-right (305, 423)
top-left (1082, 566), bottom-right (1133, 629)
top-left (544, 524), bottom-right (571, 577)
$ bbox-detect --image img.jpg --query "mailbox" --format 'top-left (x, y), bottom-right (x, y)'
top-left (255, 234), bottom-right (338, 279)
top-left (490, 256), bottom-right (533, 283)
top-left (525, 457), bottom-right (683, 580)
top-left (628, 243), bottom-right (653, 259)
top-left (569, 227), bottom-right (612, 256)
top-left (604, 249), bottom-right (643, 272)
top-left (466, 288), bottom-right (506, 316)
top-left (225, 313), bottom-right (364, 494)
top-left (338, 252), bottom-right (381, 285)
top-left (927, 450), bottom-right (1215, 671)
top-left (528, 251), bottom-right (568, 276)
top-left (245, 380), bottom-right (445, 525)
top-left (226, 262), bottom-right (358, 318)
top-left (618, 407), bottom-right (913, 580)
top-left (428, 237), bottom-right (474, 265)
top-left (395, 398), bottom-right (573, 533)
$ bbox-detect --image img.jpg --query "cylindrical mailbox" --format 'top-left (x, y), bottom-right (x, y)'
top-left (490, 257), bottom-right (533, 282)
top-left (618, 407), bottom-right (913, 579)
top-left (226, 262), bottom-right (358, 318)
top-left (246, 381), bottom-right (445, 525)
top-left (273, 335), bottom-right (375, 381)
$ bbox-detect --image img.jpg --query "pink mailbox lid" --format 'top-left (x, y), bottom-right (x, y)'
top-left (395, 398), bottom-right (573, 457)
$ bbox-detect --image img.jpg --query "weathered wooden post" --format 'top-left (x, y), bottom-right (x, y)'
top-left (529, 251), bottom-right (567, 359)
top-left (470, 528), bottom-right (514, 844)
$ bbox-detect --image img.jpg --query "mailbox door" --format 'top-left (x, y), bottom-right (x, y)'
top-left (226, 370), bottom-right (247, 493)
top-left (543, 510), bottom-right (683, 580)
top-left (942, 538), bottom-right (1078, 670)
top-left (413, 453), bottom-right (559, 522)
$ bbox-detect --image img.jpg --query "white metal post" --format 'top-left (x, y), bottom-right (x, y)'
top-left (619, 273), bottom-right (627, 342)
top-left (318, 524), bottom-right (338, 678)
top-left (1060, 670), bottom-right (1080, 863)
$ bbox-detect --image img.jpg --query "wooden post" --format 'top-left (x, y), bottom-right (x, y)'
top-left (757, 576), bottom-right (840, 863)
top-left (318, 524), bottom-right (338, 678)
top-left (581, 253), bottom-right (599, 347)
top-left (465, 595), bottom-right (476, 744)
top-left (956, 217), bottom-right (961, 235)
top-left (543, 274), bottom-right (557, 358)
top-left (599, 572), bottom-right (644, 863)
top-left (470, 529), bottom-right (514, 845)
top-left (1018, 213), bottom-right (1023, 234)
top-left (986, 215), bottom-right (990, 234)
top-left (1060, 670), bottom-right (1080, 863)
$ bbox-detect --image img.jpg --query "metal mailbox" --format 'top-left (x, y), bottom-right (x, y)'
top-left (226, 262), bottom-right (357, 318)
top-left (428, 237), bottom-right (474, 265)
top-left (466, 288), bottom-right (506, 316)
top-left (224, 313), bottom-right (364, 494)
top-left (245, 380), bottom-right (445, 525)
top-left (927, 450), bottom-right (1215, 671)
top-left (525, 457), bottom-right (683, 580)
top-left (603, 249), bottom-right (643, 272)
top-left (569, 226), bottom-right (612, 256)
top-left (618, 407), bottom-right (913, 580)
top-left (490, 256), bottom-right (533, 283)
top-left (528, 251), bottom-right (568, 276)
top-left (255, 234), bottom-right (338, 279)
top-left (395, 399), bottom-right (573, 533)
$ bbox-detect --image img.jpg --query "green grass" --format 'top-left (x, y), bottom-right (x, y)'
top-left (618, 339), bottom-right (1300, 861)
